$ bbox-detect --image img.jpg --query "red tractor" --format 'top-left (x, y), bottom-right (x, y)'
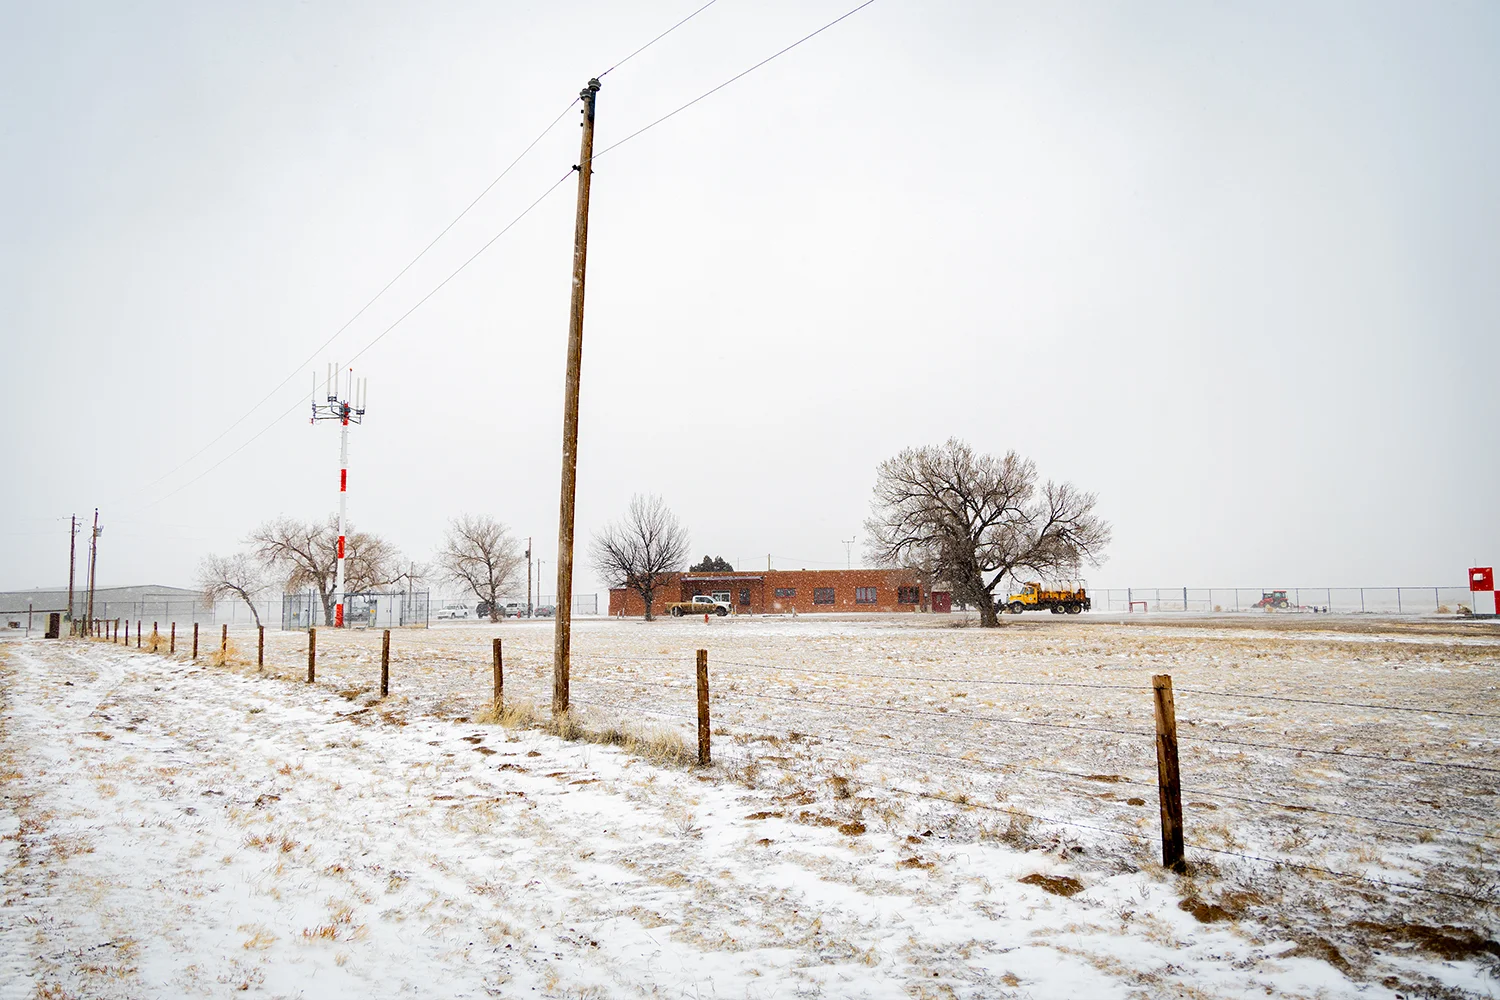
top-left (1254, 590), bottom-right (1291, 610)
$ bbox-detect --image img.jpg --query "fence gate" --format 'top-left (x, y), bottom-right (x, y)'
top-left (281, 592), bottom-right (320, 630)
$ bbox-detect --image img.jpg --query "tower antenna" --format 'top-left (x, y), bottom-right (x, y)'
top-left (312, 362), bottom-right (368, 627)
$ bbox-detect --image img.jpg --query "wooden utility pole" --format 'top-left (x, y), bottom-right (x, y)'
top-left (1152, 674), bottom-right (1186, 872)
top-left (526, 537), bottom-right (533, 618)
top-left (67, 515), bottom-right (77, 634)
top-left (84, 509), bottom-right (99, 631)
top-left (551, 77), bottom-right (601, 717)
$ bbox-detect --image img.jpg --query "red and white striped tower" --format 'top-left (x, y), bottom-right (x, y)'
top-left (312, 364), bottom-right (367, 627)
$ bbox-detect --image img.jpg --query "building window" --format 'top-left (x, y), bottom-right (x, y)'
top-left (775, 587), bottom-right (796, 598)
top-left (813, 588), bottom-right (835, 605)
top-left (712, 591), bottom-right (730, 603)
top-left (897, 586), bottom-right (920, 605)
top-left (855, 587), bottom-right (877, 604)
top-left (739, 588), bottom-right (751, 606)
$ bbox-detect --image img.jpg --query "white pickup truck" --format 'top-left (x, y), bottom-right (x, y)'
top-left (665, 595), bottom-right (730, 617)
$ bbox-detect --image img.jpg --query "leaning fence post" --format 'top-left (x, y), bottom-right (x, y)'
top-left (491, 637), bottom-right (502, 716)
top-left (696, 648), bottom-right (711, 765)
top-left (258, 625), bottom-right (265, 668)
top-left (381, 629), bottom-right (391, 698)
top-left (192, 623), bottom-right (199, 661)
top-left (307, 627), bottom-right (316, 683)
top-left (1152, 674), bottom-right (1186, 873)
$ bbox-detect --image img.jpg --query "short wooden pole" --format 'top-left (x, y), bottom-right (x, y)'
top-left (258, 625), bottom-right (265, 668)
top-left (221, 623), bottom-right (228, 658)
top-left (114, 618), bottom-right (120, 642)
top-left (192, 622), bottom-right (199, 661)
top-left (381, 629), bottom-right (390, 698)
top-left (136, 620), bottom-right (141, 648)
top-left (124, 619), bottom-right (129, 645)
top-left (170, 622), bottom-right (176, 654)
top-left (152, 622), bottom-right (158, 652)
top-left (1152, 673), bottom-right (1186, 873)
top-left (491, 637), bottom-right (503, 716)
top-left (696, 648), bottom-right (711, 766)
top-left (307, 627), bottom-right (316, 683)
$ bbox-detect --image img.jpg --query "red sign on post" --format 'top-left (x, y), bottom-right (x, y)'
top-left (1471, 567), bottom-right (1494, 592)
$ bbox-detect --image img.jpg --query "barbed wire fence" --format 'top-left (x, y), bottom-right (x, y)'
top-left (72, 624), bottom-right (1500, 914)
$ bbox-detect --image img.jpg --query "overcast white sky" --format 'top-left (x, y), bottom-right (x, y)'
top-left (2, 0), bottom-right (1497, 599)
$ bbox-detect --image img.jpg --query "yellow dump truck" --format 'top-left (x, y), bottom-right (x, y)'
top-left (1004, 582), bottom-right (1090, 614)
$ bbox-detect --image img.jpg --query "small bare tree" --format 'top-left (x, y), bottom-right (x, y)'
top-left (865, 439), bottom-right (1111, 627)
top-left (249, 515), bottom-right (401, 626)
top-left (439, 515), bottom-right (523, 622)
top-left (590, 494), bottom-right (690, 621)
top-left (197, 552), bottom-right (266, 628)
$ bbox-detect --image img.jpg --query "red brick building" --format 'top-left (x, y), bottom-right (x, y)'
top-left (609, 568), bottom-right (940, 616)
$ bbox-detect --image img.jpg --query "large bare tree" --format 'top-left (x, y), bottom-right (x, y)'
top-left (439, 515), bottom-right (523, 622)
top-left (249, 515), bottom-right (401, 626)
top-left (590, 494), bottom-right (690, 621)
top-left (865, 439), bottom-right (1111, 627)
top-left (197, 552), bottom-right (266, 628)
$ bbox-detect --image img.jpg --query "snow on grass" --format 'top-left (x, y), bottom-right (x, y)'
top-left (2, 615), bottom-right (1497, 998)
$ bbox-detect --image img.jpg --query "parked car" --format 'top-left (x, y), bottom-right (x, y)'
top-left (476, 601), bottom-right (493, 619)
top-left (534, 605), bottom-right (556, 618)
top-left (435, 606), bottom-right (471, 620)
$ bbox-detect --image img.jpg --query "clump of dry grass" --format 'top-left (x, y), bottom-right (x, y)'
top-left (209, 639), bottom-right (241, 668)
top-left (475, 699), bottom-right (696, 767)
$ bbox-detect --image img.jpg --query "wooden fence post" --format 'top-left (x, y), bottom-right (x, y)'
top-left (152, 622), bottom-right (158, 652)
top-left (221, 624), bottom-right (228, 659)
top-left (381, 629), bottom-right (390, 698)
top-left (258, 625), bottom-right (265, 668)
top-left (696, 648), bottom-right (711, 766)
top-left (192, 623), bottom-right (199, 661)
top-left (492, 638), bottom-right (503, 716)
top-left (307, 627), bottom-right (316, 683)
top-left (124, 619), bottom-right (129, 645)
top-left (136, 620), bottom-right (141, 648)
top-left (114, 619), bottom-right (120, 642)
top-left (170, 622), bottom-right (176, 654)
top-left (1152, 673), bottom-right (1186, 873)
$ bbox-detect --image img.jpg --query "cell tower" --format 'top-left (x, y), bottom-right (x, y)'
top-left (312, 363), bottom-right (367, 628)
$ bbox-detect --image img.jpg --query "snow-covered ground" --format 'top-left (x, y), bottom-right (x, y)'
top-left (2, 615), bottom-right (1497, 998)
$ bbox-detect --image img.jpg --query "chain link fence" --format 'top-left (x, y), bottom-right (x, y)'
top-left (1095, 586), bottom-right (1482, 614)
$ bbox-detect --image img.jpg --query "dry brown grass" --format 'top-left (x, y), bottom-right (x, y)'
top-left (472, 699), bottom-right (698, 767)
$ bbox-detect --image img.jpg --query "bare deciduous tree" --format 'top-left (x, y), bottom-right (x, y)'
top-left (249, 515), bottom-right (401, 626)
top-left (439, 515), bottom-right (523, 622)
top-left (865, 438), bottom-right (1111, 627)
top-left (197, 552), bottom-right (266, 628)
top-left (590, 494), bottom-right (690, 621)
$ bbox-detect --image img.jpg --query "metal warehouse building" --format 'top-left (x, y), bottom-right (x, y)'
top-left (609, 569), bottom-right (950, 616)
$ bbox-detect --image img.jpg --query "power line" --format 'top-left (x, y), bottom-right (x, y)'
top-left (136, 101), bottom-right (582, 499)
top-left (137, 170), bottom-right (577, 511)
top-left (137, 2), bottom-right (880, 506)
top-left (597, 0), bottom-right (721, 78)
top-left (590, 0), bottom-right (878, 162)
